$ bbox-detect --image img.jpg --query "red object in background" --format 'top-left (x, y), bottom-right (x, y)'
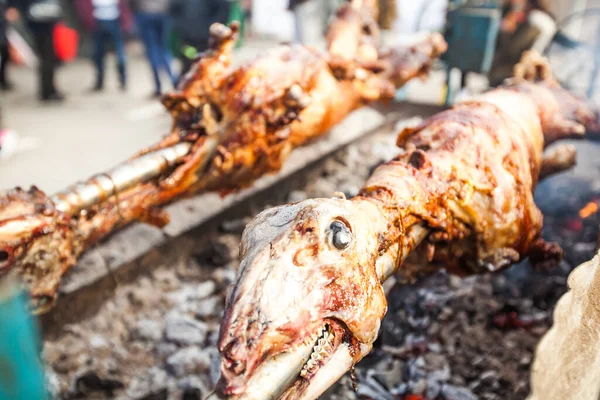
top-left (404, 395), bottom-right (426, 400)
top-left (563, 217), bottom-right (584, 232)
top-left (53, 23), bottom-right (79, 62)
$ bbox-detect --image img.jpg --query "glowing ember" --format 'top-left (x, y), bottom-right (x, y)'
top-left (578, 201), bottom-right (599, 219)
top-left (564, 218), bottom-right (583, 232)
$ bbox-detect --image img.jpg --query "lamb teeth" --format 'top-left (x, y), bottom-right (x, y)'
top-left (299, 324), bottom-right (335, 379)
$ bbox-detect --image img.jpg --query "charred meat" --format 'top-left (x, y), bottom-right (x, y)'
top-left (214, 53), bottom-right (600, 400)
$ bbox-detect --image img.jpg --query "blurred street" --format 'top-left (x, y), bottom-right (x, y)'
top-left (0, 39), bottom-right (448, 194)
top-left (0, 40), bottom-right (276, 193)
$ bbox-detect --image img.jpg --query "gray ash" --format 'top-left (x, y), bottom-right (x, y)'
top-left (43, 135), bottom-right (600, 400)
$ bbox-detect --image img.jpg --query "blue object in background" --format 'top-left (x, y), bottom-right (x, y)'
top-left (443, 6), bottom-right (501, 74)
top-left (0, 273), bottom-right (48, 400)
top-left (442, 3), bottom-right (501, 104)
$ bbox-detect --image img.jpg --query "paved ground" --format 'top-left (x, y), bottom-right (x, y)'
top-left (0, 39), bottom-right (449, 194)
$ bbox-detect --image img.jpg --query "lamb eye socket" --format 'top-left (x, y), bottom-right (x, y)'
top-left (329, 220), bottom-right (352, 250)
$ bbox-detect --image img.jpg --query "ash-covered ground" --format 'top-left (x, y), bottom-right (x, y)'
top-left (42, 125), bottom-right (600, 400)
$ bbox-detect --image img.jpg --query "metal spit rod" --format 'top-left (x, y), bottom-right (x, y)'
top-left (51, 142), bottom-right (192, 215)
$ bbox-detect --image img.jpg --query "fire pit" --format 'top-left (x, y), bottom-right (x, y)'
top-left (40, 131), bottom-right (600, 400)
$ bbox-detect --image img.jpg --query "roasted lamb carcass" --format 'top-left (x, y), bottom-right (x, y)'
top-left (0, 0), bottom-right (446, 311)
top-left (213, 54), bottom-right (600, 400)
top-left (154, 9), bottom-right (446, 197)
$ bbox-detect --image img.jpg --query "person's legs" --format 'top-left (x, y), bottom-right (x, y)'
top-left (40, 35), bottom-right (56, 99)
top-left (32, 31), bottom-right (49, 98)
top-left (136, 13), bottom-right (162, 95)
top-left (0, 40), bottom-right (10, 90)
top-left (92, 22), bottom-right (106, 90)
top-left (107, 19), bottom-right (127, 89)
top-left (33, 26), bottom-right (60, 100)
top-left (156, 14), bottom-right (176, 87)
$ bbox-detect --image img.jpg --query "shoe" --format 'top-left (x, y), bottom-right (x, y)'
top-left (91, 84), bottom-right (103, 92)
top-left (149, 91), bottom-right (161, 99)
top-left (41, 92), bottom-right (65, 102)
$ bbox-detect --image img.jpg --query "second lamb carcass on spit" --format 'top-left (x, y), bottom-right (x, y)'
top-left (154, 2), bottom-right (446, 197)
top-left (213, 53), bottom-right (600, 400)
top-left (0, 0), bottom-right (446, 312)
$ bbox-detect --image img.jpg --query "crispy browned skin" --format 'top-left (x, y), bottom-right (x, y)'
top-left (0, 0), bottom-right (447, 310)
top-left (363, 67), bottom-right (600, 277)
top-left (363, 84), bottom-right (552, 276)
top-left (0, 187), bottom-right (77, 311)
top-left (213, 56), bottom-right (600, 399)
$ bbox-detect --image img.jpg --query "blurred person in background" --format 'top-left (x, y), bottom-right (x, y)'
top-left (13, 0), bottom-right (65, 101)
top-left (169, 0), bottom-right (230, 79)
top-left (489, 0), bottom-right (555, 86)
top-left (1, 0), bottom-right (19, 90)
top-left (289, 0), bottom-right (340, 46)
top-left (75, 0), bottom-right (132, 91)
top-left (131, 0), bottom-right (176, 97)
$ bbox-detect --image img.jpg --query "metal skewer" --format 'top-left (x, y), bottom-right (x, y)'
top-left (51, 142), bottom-right (192, 215)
